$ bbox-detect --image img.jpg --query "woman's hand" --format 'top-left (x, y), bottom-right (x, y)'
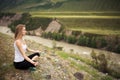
top-left (32, 61), bottom-right (39, 66)
top-left (35, 50), bottom-right (41, 53)
top-left (27, 47), bottom-right (41, 53)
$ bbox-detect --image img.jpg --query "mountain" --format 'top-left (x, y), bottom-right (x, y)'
top-left (0, 0), bottom-right (120, 12)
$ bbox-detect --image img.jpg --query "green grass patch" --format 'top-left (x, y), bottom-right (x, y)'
top-left (56, 51), bottom-right (69, 59)
top-left (31, 12), bottom-right (120, 35)
top-left (32, 15), bottom-right (120, 19)
top-left (70, 61), bottom-right (100, 79)
top-left (30, 11), bottom-right (120, 15)
top-left (56, 51), bottom-right (113, 80)
top-left (56, 51), bottom-right (114, 80)
top-left (56, 51), bottom-right (91, 66)
top-left (0, 32), bottom-right (15, 78)
top-left (31, 12), bottom-right (120, 19)
top-left (70, 28), bottom-right (120, 35)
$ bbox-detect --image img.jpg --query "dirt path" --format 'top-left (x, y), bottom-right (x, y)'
top-left (0, 26), bottom-right (92, 56)
top-left (0, 26), bottom-right (120, 60)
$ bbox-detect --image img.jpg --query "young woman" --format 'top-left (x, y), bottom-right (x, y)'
top-left (13, 24), bottom-right (40, 70)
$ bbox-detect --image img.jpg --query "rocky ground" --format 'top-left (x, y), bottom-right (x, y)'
top-left (0, 27), bottom-right (120, 80)
top-left (0, 32), bottom-right (117, 80)
top-left (0, 32), bottom-right (88, 80)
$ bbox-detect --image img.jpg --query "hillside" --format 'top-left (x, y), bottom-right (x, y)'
top-left (0, 0), bottom-right (120, 12)
top-left (1, 30), bottom-right (119, 80)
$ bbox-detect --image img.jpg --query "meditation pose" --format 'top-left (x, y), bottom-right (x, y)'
top-left (13, 24), bottom-right (40, 70)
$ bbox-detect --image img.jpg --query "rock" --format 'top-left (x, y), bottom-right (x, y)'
top-left (0, 14), bottom-right (22, 26)
top-left (74, 72), bottom-right (84, 80)
top-left (34, 27), bottom-right (43, 36)
top-left (27, 27), bottom-right (43, 36)
top-left (45, 75), bottom-right (51, 79)
top-left (45, 20), bottom-right (61, 33)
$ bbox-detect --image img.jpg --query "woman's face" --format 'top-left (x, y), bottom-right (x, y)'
top-left (22, 27), bottom-right (27, 36)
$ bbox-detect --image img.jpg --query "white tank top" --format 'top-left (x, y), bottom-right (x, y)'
top-left (14, 41), bottom-right (27, 62)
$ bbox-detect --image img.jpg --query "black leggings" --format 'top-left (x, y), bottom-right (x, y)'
top-left (14, 52), bottom-right (40, 70)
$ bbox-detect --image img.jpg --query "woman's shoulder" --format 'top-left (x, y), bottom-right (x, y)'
top-left (15, 39), bottom-right (22, 45)
top-left (15, 39), bottom-right (21, 42)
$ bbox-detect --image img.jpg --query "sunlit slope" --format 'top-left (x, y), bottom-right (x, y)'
top-left (30, 12), bottom-right (120, 35)
top-left (0, 0), bottom-right (120, 12)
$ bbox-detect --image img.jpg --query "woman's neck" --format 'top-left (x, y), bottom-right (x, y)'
top-left (15, 37), bottom-right (23, 41)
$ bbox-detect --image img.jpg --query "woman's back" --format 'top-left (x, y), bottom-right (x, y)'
top-left (14, 40), bottom-right (27, 62)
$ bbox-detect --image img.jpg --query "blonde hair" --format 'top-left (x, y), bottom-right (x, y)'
top-left (15, 24), bottom-right (25, 40)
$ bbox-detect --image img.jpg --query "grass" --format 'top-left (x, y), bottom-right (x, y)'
top-left (0, 32), bottom-right (15, 79)
top-left (3, 0), bottom-right (120, 12)
top-left (70, 61), bottom-right (101, 80)
top-left (70, 28), bottom-right (120, 35)
top-left (0, 32), bottom-right (116, 80)
top-left (52, 0), bottom-right (120, 12)
top-left (30, 11), bottom-right (120, 35)
top-left (56, 51), bottom-right (114, 80)
top-left (31, 12), bottom-right (120, 18)
top-left (56, 51), bottom-right (92, 66)
top-left (0, 32), bottom-right (34, 80)
top-left (56, 51), bottom-right (91, 64)
top-left (32, 15), bottom-right (120, 19)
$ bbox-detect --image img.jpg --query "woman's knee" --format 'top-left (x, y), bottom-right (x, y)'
top-left (34, 52), bottom-right (40, 57)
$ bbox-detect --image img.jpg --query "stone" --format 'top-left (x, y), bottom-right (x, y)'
top-left (74, 72), bottom-right (84, 80)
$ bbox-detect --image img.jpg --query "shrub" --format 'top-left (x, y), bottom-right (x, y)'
top-left (8, 13), bottom-right (52, 33)
top-left (90, 37), bottom-right (97, 48)
top-left (97, 53), bottom-right (108, 73)
top-left (95, 37), bottom-right (108, 48)
top-left (90, 50), bottom-right (98, 67)
top-left (67, 35), bottom-right (77, 44)
top-left (41, 32), bottom-right (48, 38)
top-left (72, 31), bottom-right (81, 36)
top-left (0, 12), bottom-right (15, 18)
top-left (77, 35), bottom-right (87, 46)
top-left (101, 75), bottom-right (113, 80)
top-left (114, 44), bottom-right (120, 53)
top-left (90, 51), bottom-right (108, 73)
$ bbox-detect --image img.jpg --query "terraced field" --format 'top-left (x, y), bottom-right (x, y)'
top-left (31, 12), bottom-right (120, 35)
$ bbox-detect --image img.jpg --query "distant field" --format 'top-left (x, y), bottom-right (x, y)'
top-left (70, 28), bottom-right (120, 35)
top-left (31, 11), bottom-right (120, 15)
top-left (30, 12), bottom-right (120, 35)
top-left (31, 12), bottom-right (120, 18)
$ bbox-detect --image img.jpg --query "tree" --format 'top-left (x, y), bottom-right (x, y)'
top-left (77, 36), bottom-right (86, 46)
top-left (67, 35), bottom-right (77, 44)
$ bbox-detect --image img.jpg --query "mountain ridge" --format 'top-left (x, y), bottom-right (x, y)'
top-left (0, 0), bottom-right (120, 12)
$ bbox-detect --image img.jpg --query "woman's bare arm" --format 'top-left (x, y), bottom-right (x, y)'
top-left (26, 47), bottom-right (37, 53)
top-left (24, 40), bottom-right (40, 53)
top-left (16, 40), bottom-right (36, 65)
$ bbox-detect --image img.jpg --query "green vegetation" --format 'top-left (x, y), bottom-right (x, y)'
top-left (0, 0), bottom-right (120, 79)
top-left (91, 50), bottom-right (108, 73)
top-left (42, 32), bottom-right (120, 53)
top-left (31, 12), bottom-right (120, 18)
top-left (0, 12), bottom-right (15, 18)
top-left (8, 13), bottom-right (52, 32)
top-left (59, 18), bottom-right (120, 35)
top-left (0, 32), bottom-right (14, 79)
top-left (56, 51), bottom-right (91, 65)
top-left (37, 11), bottom-right (120, 53)
top-left (30, 12), bottom-right (120, 35)
top-left (1, 0), bottom-right (120, 12)
top-left (0, 31), bottom-right (119, 80)
top-left (90, 50), bottom-right (120, 78)
top-left (56, 51), bottom-right (114, 80)
top-left (56, 50), bottom-right (120, 79)
top-left (2, 11), bottom-right (119, 53)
